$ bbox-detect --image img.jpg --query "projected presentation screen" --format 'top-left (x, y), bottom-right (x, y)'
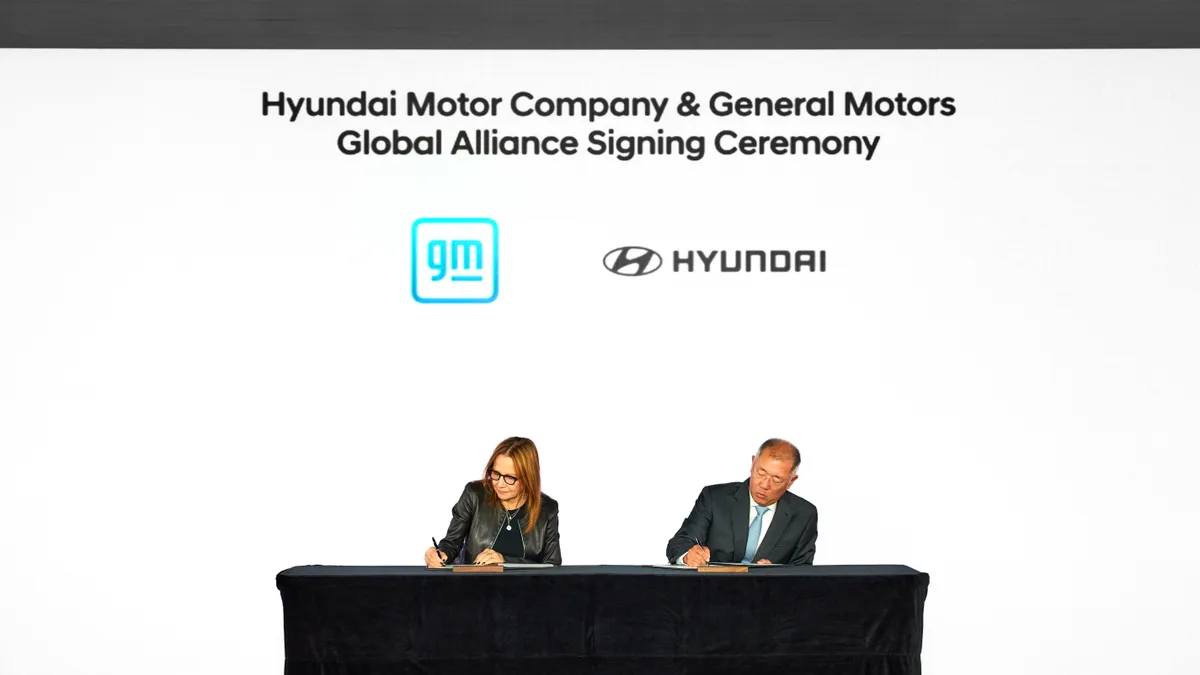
top-left (2, 5), bottom-right (1198, 675)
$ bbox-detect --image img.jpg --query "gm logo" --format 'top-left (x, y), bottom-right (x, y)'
top-left (603, 246), bottom-right (663, 276)
top-left (411, 218), bottom-right (498, 303)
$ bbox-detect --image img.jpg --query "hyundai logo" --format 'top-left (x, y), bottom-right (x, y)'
top-left (603, 246), bottom-right (663, 276)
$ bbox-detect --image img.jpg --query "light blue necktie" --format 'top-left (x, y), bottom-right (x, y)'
top-left (741, 505), bottom-right (770, 563)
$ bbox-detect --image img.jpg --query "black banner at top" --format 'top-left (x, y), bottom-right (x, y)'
top-left (2, 0), bottom-right (1199, 48)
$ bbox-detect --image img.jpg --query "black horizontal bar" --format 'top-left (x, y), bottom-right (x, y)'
top-left (3, 0), bottom-right (1199, 49)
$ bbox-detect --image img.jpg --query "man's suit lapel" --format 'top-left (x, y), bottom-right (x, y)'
top-left (754, 496), bottom-right (791, 562)
top-left (730, 481), bottom-right (750, 562)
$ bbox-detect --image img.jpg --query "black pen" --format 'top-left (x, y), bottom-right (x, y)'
top-left (431, 537), bottom-right (444, 566)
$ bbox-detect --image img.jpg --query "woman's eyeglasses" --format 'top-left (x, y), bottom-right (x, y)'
top-left (488, 470), bottom-right (518, 486)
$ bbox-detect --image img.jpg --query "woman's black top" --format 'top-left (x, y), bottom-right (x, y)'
top-left (491, 505), bottom-right (527, 559)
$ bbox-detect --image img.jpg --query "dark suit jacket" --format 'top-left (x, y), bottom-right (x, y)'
top-left (666, 480), bottom-right (818, 565)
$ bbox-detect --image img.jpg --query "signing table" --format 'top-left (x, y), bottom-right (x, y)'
top-left (277, 564), bottom-right (929, 675)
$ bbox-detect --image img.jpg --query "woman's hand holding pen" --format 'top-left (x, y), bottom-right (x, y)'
top-left (424, 547), bottom-right (448, 568)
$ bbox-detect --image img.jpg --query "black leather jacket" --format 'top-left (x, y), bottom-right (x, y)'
top-left (435, 481), bottom-right (562, 565)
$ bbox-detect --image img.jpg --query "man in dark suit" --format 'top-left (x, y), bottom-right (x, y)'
top-left (667, 439), bottom-right (818, 566)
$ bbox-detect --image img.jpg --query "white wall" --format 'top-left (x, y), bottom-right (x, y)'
top-left (1, 49), bottom-right (1197, 675)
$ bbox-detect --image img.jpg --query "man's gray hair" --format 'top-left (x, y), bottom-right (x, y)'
top-left (756, 438), bottom-right (801, 477)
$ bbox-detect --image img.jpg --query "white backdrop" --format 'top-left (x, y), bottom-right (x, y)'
top-left (1, 50), bottom-right (1198, 675)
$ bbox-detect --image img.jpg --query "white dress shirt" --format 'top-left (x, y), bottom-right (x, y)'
top-left (678, 487), bottom-right (777, 564)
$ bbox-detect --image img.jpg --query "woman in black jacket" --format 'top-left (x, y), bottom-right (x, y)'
top-left (425, 437), bottom-right (562, 566)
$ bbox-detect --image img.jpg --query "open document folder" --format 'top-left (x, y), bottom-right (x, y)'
top-left (649, 562), bottom-right (783, 569)
top-left (431, 563), bottom-right (555, 569)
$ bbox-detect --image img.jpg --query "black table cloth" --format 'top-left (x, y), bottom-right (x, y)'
top-left (276, 565), bottom-right (929, 675)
